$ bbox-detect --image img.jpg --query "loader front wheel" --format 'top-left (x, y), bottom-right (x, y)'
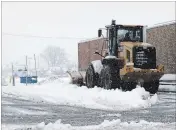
top-left (85, 64), bottom-right (98, 88)
top-left (102, 65), bottom-right (121, 89)
top-left (122, 81), bottom-right (136, 91)
top-left (144, 81), bottom-right (159, 94)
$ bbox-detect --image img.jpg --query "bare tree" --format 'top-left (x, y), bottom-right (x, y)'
top-left (40, 46), bottom-right (68, 69)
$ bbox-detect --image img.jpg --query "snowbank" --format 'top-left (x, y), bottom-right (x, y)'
top-left (159, 74), bottom-right (176, 92)
top-left (1, 77), bottom-right (8, 86)
top-left (2, 119), bottom-right (175, 130)
top-left (105, 56), bottom-right (117, 59)
top-left (2, 78), bottom-right (157, 111)
top-left (32, 119), bottom-right (175, 130)
top-left (2, 124), bottom-right (33, 130)
top-left (37, 76), bottom-right (71, 85)
top-left (160, 74), bottom-right (176, 81)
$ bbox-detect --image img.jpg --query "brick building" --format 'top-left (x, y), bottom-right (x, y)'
top-left (146, 22), bottom-right (176, 73)
top-left (78, 22), bottom-right (176, 74)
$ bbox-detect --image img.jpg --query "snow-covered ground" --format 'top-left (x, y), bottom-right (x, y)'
top-left (2, 119), bottom-right (175, 130)
top-left (33, 119), bottom-right (176, 130)
top-left (2, 74), bottom-right (176, 130)
top-left (2, 74), bottom-right (176, 112)
top-left (2, 77), bottom-right (157, 111)
top-left (158, 85), bottom-right (176, 92)
top-left (2, 74), bottom-right (175, 112)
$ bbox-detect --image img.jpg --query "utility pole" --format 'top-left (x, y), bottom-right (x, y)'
top-left (37, 55), bottom-right (39, 69)
top-left (26, 56), bottom-right (28, 86)
top-left (12, 63), bottom-right (15, 86)
top-left (34, 54), bottom-right (37, 76)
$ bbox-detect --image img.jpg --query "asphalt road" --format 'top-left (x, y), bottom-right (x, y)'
top-left (1, 92), bottom-right (176, 128)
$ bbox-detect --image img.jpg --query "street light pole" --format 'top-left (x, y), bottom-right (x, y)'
top-left (12, 63), bottom-right (15, 86)
top-left (38, 56), bottom-right (39, 69)
top-left (26, 55), bottom-right (28, 86)
top-left (34, 54), bottom-right (37, 76)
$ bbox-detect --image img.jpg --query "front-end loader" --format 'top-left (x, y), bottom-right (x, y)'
top-left (68, 20), bottom-right (164, 94)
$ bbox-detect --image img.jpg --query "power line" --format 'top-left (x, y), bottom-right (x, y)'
top-left (2, 32), bottom-right (89, 40)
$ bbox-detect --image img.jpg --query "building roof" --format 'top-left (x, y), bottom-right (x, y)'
top-left (147, 20), bottom-right (176, 29)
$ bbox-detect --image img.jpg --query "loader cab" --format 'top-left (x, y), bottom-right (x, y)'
top-left (98, 20), bottom-right (145, 57)
top-left (111, 25), bottom-right (144, 57)
top-left (117, 25), bottom-right (143, 42)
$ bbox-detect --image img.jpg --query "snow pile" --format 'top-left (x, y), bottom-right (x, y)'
top-left (105, 56), bottom-right (117, 59)
top-left (37, 77), bottom-right (47, 82)
top-left (32, 119), bottom-right (176, 130)
top-left (37, 76), bottom-right (59, 85)
top-left (1, 77), bottom-right (8, 86)
top-left (2, 124), bottom-right (33, 130)
top-left (159, 74), bottom-right (176, 92)
top-left (91, 60), bottom-right (103, 74)
top-left (2, 119), bottom-right (175, 130)
top-left (141, 43), bottom-right (152, 47)
top-left (160, 74), bottom-right (176, 81)
top-left (2, 78), bottom-right (157, 111)
top-left (37, 76), bottom-right (70, 85)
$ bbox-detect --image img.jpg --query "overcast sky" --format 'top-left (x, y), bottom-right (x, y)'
top-left (2, 2), bottom-right (175, 67)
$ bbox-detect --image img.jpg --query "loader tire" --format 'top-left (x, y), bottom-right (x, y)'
top-left (122, 81), bottom-right (136, 91)
top-left (85, 64), bottom-right (98, 88)
top-left (144, 80), bottom-right (159, 94)
top-left (98, 68), bottom-right (105, 88)
top-left (102, 65), bottom-right (121, 89)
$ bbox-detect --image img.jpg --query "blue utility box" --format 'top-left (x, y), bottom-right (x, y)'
top-left (20, 76), bottom-right (38, 84)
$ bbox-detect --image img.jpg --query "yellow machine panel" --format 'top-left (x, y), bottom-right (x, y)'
top-left (119, 42), bottom-right (164, 76)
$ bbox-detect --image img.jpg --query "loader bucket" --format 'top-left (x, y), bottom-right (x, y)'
top-left (122, 72), bottom-right (164, 94)
top-left (67, 71), bottom-right (86, 86)
top-left (123, 72), bottom-right (164, 83)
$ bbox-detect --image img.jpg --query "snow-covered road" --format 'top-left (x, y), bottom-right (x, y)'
top-left (2, 92), bottom-right (176, 130)
top-left (1, 77), bottom-right (176, 130)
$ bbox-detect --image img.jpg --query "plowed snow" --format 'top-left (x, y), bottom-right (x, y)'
top-left (33, 119), bottom-right (175, 130)
top-left (3, 119), bottom-right (175, 130)
top-left (2, 77), bottom-right (157, 111)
